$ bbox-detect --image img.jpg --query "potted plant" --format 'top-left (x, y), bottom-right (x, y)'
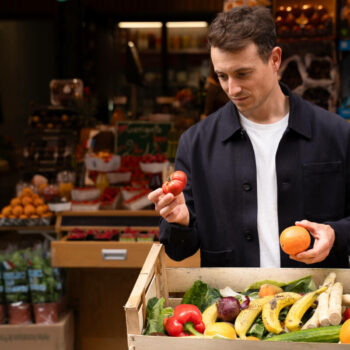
top-left (29, 251), bottom-right (62, 324)
top-left (3, 250), bottom-right (32, 325)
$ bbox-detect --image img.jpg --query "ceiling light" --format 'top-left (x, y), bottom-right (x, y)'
top-left (166, 22), bottom-right (208, 28)
top-left (118, 22), bottom-right (162, 29)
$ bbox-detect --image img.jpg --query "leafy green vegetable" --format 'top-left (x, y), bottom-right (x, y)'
top-left (143, 297), bottom-right (173, 335)
top-left (181, 280), bottom-right (221, 313)
top-left (244, 275), bottom-right (315, 294)
top-left (283, 275), bottom-right (316, 293)
top-left (244, 280), bottom-right (285, 292)
top-left (3, 250), bottom-right (30, 303)
top-left (28, 250), bottom-right (63, 304)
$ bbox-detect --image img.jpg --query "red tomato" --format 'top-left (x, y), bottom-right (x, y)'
top-left (162, 171), bottom-right (187, 196)
top-left (344, 307), bottom-right (350, 322)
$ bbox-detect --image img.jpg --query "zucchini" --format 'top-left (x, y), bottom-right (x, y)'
top-left (266, 325), bottom-right (341, 343)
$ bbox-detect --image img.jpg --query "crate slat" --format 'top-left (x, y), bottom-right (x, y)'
top-left (166, 267), bottom-right (350, 293)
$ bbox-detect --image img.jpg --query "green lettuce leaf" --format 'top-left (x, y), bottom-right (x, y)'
top-left (143, 297), bottom-right (173, 335)
top-left (181, 280), bottom-right (221, 313)
top-left (244, 275), bottom-right (315, 294)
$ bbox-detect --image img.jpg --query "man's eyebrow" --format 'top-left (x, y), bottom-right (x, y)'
top-left (215, 67), bottom-right (254, 75)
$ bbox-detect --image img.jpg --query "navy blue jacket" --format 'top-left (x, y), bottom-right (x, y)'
top-left (160, 84), bottom-right (350, 268)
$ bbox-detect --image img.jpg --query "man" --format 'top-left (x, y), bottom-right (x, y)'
top-left (148, 6), bottom-right (350, 268)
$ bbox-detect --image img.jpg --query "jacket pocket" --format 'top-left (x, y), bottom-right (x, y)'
top-left (200, 249), bottom-right (236, 267)
top-left (302, 161), bottom-right (344, 220)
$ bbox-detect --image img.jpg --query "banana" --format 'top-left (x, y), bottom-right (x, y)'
top-left (234, 296), bottom-right (274, 339)
top-left (285, 286), bottom-right (327, 332)
top-left (262, 292), bottom-right (302, 334)
top-left (202, 303), bottom-right (218, 328)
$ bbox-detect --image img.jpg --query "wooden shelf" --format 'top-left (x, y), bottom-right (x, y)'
top-left (55, 210), bottom-right (160, 235)
top-left (0, 225), bottom-right (55, 232)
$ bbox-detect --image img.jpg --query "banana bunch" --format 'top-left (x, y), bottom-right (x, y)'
top-left (262, 287), bottom-right (328, 334)
top-left (285, 286), bottom-right (327, 331)
top-left (234, 296), bottom-right (273, 339)
top-left (262, 292), bottom-right (301, 334)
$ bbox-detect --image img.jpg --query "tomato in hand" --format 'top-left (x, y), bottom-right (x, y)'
top-left (162, 171), bottom-right (187, 196)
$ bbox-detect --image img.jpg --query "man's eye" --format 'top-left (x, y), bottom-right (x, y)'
top-left (217, 75), bottom-right (227, 80)
top-left (237, 72), bottom-right (249, 78)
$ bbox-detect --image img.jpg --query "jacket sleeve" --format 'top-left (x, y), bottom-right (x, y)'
top-left (159, 130), bottom-right (200, 261)
top-left (326, 129), bottom-right (350, 265)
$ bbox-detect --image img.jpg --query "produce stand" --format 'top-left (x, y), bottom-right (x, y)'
top-left (125, 244), bottom-right (350, 350)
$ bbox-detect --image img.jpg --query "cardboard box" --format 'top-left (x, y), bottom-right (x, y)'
top-left (124, 244), bottom-right (350, 350)
top-left (0, 311), bottom-right (74, 350)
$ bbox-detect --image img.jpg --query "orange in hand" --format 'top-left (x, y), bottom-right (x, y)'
top-left (280, 225), bottom-right (311, 255)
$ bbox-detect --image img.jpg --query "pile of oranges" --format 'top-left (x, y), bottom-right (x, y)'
top-left (0, 187), bottom-right (53, 223)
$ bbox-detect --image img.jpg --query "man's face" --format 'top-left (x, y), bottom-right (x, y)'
top-left (211, 43), bottom-right (280, 114)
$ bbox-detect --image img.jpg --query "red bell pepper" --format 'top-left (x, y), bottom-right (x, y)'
top-left (164, 304), bottom-right (205, 337)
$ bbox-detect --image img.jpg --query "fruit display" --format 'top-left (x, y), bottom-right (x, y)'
top-left (0, 187), bottom-right (53, 226)
top-left (279, 53), bottom-right (338, 112)
top-left (65, 227), bottom-right (158, 241)
top-left (275, 3), bottom-right (333, 39)
top-left (28, 106), bottom-right (81, 130)
top-left (49, 79), bottom-right (83, 107)
top-left (142, 272), bottom-right (350, 343)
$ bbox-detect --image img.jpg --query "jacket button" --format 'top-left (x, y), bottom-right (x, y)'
top-left (245, 232), bottom-right (253, 241)
top-left (242, 183), bottom-right (252, 191)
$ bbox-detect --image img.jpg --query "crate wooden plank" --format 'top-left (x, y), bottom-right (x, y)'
top-left (128, 335), bottom-right (345, 350)
top-left (166, 267), bottom-right (350, 293)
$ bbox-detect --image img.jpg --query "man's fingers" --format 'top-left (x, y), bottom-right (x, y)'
top-left (148, 188), bottom-right (164, 202)
top-left (159, 199), bottom-right (178, 218)
top-left (295, 220), bottom-right (318, 237)
top-left (290, 252), bottom-right (328, 265)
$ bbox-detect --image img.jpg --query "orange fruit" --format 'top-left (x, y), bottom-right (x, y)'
top-left (36, 205), bottom-right (48, 216)
top-left (21, 196), bottom-right (33, 206)
top-left (19, 214), bottom-right (28, 219)
top-left (10, 198), bottom-right (21, 207)
top-left (34, 198), bottom-right (44, 207)
top-left (340, 319), bottom-right (350, 344)
top-left (12, 205), bottom-right (23, 217)
top-left (246, 336), bottom-right (260, 340)
top-left (24, 204), bottom-right (35, 216)
top-left (1, 206), bottom-right (12, 217)
top-left (21, 187), bottom-right (33, 196)
top-left (30, 214), bottom-right (39, 219)
top-left (280, 225), bottom-right (311, 255)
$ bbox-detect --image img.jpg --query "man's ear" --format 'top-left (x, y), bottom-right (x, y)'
top-left (270, 46), bottom-right (282, 72)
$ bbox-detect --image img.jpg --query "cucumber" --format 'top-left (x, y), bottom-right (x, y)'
top-left (265, 325), bottom-right (341, 343)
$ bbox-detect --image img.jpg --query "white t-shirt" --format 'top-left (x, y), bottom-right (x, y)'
top-left (240, 112), bottom-right (289, 267)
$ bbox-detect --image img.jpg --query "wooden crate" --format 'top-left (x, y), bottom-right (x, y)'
top-left (124, 243), bottom-right (350, 350)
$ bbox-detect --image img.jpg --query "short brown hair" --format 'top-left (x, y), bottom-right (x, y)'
top-left (208, 6), bottom-right (277, 62)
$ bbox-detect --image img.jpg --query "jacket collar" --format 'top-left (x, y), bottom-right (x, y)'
top-left (219, 82), bottom-right (312, 142)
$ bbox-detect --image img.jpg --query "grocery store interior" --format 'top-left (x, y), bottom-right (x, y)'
top-left (0, 0), bottom-right (349, 349)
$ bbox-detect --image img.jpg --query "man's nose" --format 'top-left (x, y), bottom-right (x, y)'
top-left (228, 79), bottom-right (242, 96)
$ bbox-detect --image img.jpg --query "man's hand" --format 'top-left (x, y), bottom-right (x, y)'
top-left (148, 188), bottom-right (190, 227)
top-left (289, 220), bottom-right (335, 264)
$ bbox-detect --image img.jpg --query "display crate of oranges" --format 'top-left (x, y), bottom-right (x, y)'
top-left (0, 187), bottom-right (54, 226)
